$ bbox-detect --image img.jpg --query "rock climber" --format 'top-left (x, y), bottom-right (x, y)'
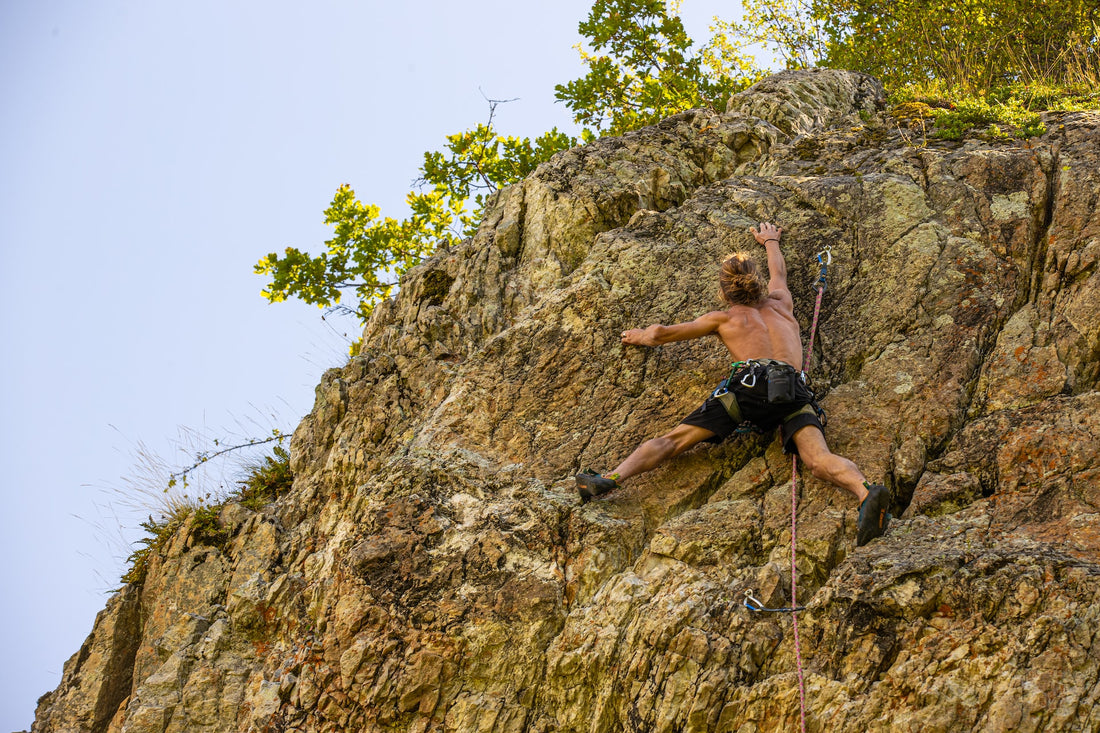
top-left (575, 222), bottom-right (892, 546)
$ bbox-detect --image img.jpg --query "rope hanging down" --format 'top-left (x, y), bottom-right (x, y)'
top-left (743, 244), bottom-right (830, 733)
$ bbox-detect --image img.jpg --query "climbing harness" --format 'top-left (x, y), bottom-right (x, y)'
top-left (711, 361), bottom-right (757, 433)
top-left (712, 359), bottom-right (809, 436)
top-left (742, 245), bottom-right (831, 733)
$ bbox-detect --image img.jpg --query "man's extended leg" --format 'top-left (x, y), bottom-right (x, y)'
top-left (611, 423), bottom-right (716, 481)
top-left (576, 423), bottom-right (715, 502)
top-left (790, 425), bottom-right (892, 545)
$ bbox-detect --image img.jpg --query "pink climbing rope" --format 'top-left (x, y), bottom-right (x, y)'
top-left (789, 261), bottom-right (827, 733)
top-left (791, 454), bottom-right (807, 733)
top-left (803, 277), bottom-right (826, 373)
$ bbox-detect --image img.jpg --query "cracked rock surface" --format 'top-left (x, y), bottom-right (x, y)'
top-left (33, 70), bottom-right (1100, 733)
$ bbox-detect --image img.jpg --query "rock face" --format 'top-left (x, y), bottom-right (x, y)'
top-left (33, 69), bottom-right (1100, 732)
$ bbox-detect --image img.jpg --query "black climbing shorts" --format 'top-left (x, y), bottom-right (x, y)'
top-left (679, 362), bottom-right (825, 455)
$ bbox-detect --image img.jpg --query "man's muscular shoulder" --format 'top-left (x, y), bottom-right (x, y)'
top-left (701, 309), bottom-right (733, 323)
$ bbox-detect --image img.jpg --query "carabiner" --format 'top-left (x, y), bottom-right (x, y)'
top-left (743, 589), bottom-right (765, 611)
top-left (814, 245), bottom-right (831, 292)
top-left (740, 371), bottom-right (757, 388)
top-left (742, 588), bottom-right (806, 614)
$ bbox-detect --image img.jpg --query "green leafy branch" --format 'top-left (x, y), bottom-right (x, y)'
top-left (418, 95), bottom-right (577, 239)
top-left (555, 0), bottom-right (760, 137)
top-left (255, 184), bottom-right (446, 326)
top-left (256, 99), bottom-right (575, 339)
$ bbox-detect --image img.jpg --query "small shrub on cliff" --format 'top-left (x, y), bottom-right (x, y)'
top-left (236, 445), bottom-right (294, 511)
top-left (120, 504), bottom-right (223, 586)
top-left (991, 83), bottom-right (1100, 113)
top-left (931, 95), bottom-right (1044, 140)
top-left (121, 514), bottom-right (183, 586)
top-left (120, 446), bottom-right (293, 587)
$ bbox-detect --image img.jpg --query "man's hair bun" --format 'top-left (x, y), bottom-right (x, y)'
top-left (719, 253), bottom-right (766, 305)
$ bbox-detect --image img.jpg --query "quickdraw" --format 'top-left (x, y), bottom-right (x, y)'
top-left (743, 589), bottom-right (806, 613)
top-left (815, 245), bottom-right (832, 291)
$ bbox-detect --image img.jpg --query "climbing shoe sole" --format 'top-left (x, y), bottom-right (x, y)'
top-left (857, 484), bottom-right (892, 546)
top-left (576, 470), bottom-right (619, 503)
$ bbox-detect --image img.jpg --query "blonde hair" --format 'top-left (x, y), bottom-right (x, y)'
top-left (719, 252), bottom-right (767, 306)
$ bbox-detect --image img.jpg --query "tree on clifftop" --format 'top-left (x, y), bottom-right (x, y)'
top-left (255, 1), bottom-right (757, 342)
top-left (819, 0), bottom-right (1100, 92)
top-left (255, 0), bottom-right (1098, 342)
top-left (554, 0), bottom-right (761, 137)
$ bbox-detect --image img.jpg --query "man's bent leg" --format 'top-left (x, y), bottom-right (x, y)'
top-left (791, 425), bottom-right (892, 545)
top-left (612, 423), bottom-right (716, 482)
top-left (790, 425), bottom-right (869, 502)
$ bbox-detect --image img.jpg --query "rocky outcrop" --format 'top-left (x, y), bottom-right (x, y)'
top-left (34, 69), bottom-right (1100, 732)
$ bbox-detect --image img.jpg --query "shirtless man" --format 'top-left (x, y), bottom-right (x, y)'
top-left (575, 222), bottom-right (892, 546)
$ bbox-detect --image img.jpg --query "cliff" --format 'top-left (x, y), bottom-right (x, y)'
top-left (33, 70), bottom-right (1100, 732)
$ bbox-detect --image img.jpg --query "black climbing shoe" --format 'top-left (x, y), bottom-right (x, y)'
top-left (576, 469), bottom-right (620, 503)
top-left (857, 484), bottom-right (892, 546)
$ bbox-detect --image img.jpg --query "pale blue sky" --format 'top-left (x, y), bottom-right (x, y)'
top-left (0, 1), bottom-right (758, 728)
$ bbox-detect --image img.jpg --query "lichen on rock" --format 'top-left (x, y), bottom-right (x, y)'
top-left (34, 70), bottom-right (1100, 733)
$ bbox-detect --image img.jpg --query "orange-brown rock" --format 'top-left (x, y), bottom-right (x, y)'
top-left (33, 70), bottom-right (1100, 733)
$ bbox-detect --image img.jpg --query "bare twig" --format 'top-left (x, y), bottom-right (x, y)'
top-left (167, 431), bottom-right (288, 486)
top-left (480, 87), bottom-right (520, 126)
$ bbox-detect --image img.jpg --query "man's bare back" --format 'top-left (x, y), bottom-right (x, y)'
top-left (712, 299), bottom-right (804, 366)
top-left (621, 221), bottom-right (804, 368)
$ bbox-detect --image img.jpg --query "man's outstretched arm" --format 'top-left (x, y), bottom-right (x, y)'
top-left (621, 311), bottom-right (725, 347)
top-left (752, 222), bottom-right (789, 296)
